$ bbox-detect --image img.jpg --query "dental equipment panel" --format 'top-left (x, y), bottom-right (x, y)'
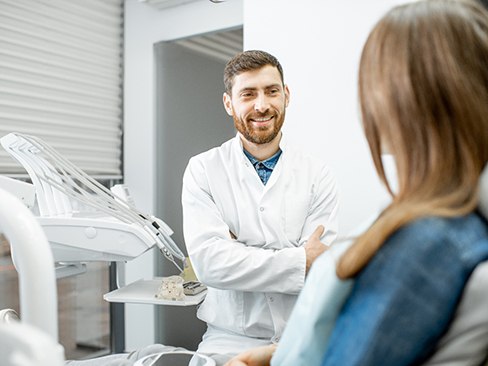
top-left (0, 132), bottom-right (186, 272)
top-left (0, 175), bottom-right (36, 208)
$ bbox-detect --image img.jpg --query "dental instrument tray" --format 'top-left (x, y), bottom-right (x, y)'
top-left (103, 278), bottom-right (207, 306)
top-left (0, 132), bottom-right (186, 271)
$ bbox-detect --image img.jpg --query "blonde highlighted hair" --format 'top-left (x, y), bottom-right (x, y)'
top-left (337, 0), bottom-right (488, 279)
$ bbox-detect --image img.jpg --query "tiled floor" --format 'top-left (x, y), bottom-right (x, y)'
top-left (0, 236), bottom-right (111, 360)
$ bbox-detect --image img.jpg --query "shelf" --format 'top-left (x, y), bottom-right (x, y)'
top-left (103, 278), bottom-right (206, 306)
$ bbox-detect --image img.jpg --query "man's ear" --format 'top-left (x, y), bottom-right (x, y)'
top-left (223, 92), bottom-right (233, 116)
top-left (284, 85), bottom-right (290, 108)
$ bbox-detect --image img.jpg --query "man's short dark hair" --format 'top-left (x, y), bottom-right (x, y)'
top-left (224, 50), bottom-right (284, 95)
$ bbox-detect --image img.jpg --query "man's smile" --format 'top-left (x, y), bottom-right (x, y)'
top-left (249, 115), bottom-right (274, 126)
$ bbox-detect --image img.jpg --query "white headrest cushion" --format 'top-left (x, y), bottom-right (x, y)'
top-left (480, 164), bottom-right (488, 219)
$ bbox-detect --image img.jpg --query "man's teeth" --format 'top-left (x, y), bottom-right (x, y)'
top-left (253, 116), bottom-right (273, 122)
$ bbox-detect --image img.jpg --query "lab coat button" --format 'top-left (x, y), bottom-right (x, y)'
top-left (259, 207), bottom-right (264, 212)
top-left (268, 296), bottom-right (274, 302)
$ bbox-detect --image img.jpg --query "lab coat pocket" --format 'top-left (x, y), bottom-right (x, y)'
top-left (283, 196), bottom-right (310, 245)
top-left (197, 288), bottom-right (244, 334)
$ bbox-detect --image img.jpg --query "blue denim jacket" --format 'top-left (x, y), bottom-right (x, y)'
top-left (321, 212), bottom-right (488, 366)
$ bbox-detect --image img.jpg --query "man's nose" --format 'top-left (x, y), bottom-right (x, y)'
top-left (254, 94), bottom-right (270, 113)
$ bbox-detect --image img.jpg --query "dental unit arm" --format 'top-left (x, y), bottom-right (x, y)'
top-left (0, 185), bottom-right (65, 365)
top-left (0, 132), bottom-right (186, 273)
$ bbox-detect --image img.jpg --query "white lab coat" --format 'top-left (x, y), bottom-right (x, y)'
top-left (182, 133), bottom-right (339, 354)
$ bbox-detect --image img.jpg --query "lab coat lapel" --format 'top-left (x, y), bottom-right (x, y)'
top-left (234, 134), bottom-right (266, 193)
top-left (264, 132), bottom-right (288, 192)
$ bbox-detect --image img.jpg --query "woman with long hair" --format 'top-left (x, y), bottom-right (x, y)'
top-left (226, 0), bottom-right (488, 365)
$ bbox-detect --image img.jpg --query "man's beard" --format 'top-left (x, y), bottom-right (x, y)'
top-left (233, 110), bottom-right (285, 145)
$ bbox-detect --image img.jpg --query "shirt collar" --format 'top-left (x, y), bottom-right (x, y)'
top-left (243, 148), bottom-right (282, 169)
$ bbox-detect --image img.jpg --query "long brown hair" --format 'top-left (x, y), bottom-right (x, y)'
top-left (337, 0), bottom-right (488, 279)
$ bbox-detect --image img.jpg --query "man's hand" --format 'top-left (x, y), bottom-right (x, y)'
top-left (304, 225), bottom-right (328, 273)
top-left (225, 344), bottom-right (277, 366)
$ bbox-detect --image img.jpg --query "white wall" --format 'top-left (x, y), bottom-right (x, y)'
top-left (124, 0), bottom-right (242, 349)
top-left (244, 0), bottom-right (406, 234)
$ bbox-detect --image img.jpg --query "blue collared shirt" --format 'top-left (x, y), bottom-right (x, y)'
top-left (243, 148), bottom-right (282, 185)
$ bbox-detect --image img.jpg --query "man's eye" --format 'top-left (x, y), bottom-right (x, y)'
top-left (241, 93), bottom-right (253, 98)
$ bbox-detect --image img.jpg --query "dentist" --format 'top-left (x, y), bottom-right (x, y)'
top-left (182, 50), bottom-right (339, 364)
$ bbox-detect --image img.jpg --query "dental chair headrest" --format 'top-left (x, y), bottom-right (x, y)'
top-left (480, 164), bottom-right (488, 220)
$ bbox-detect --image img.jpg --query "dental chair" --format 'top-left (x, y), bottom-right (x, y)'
top-left (423, 261), bottom-right (488, 366)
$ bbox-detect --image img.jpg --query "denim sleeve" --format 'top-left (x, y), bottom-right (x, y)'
top-left (321, 220), bottom-right (472, 366)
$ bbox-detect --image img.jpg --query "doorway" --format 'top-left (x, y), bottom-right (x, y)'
top-left (154, 27), bottom-right (242, 349)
